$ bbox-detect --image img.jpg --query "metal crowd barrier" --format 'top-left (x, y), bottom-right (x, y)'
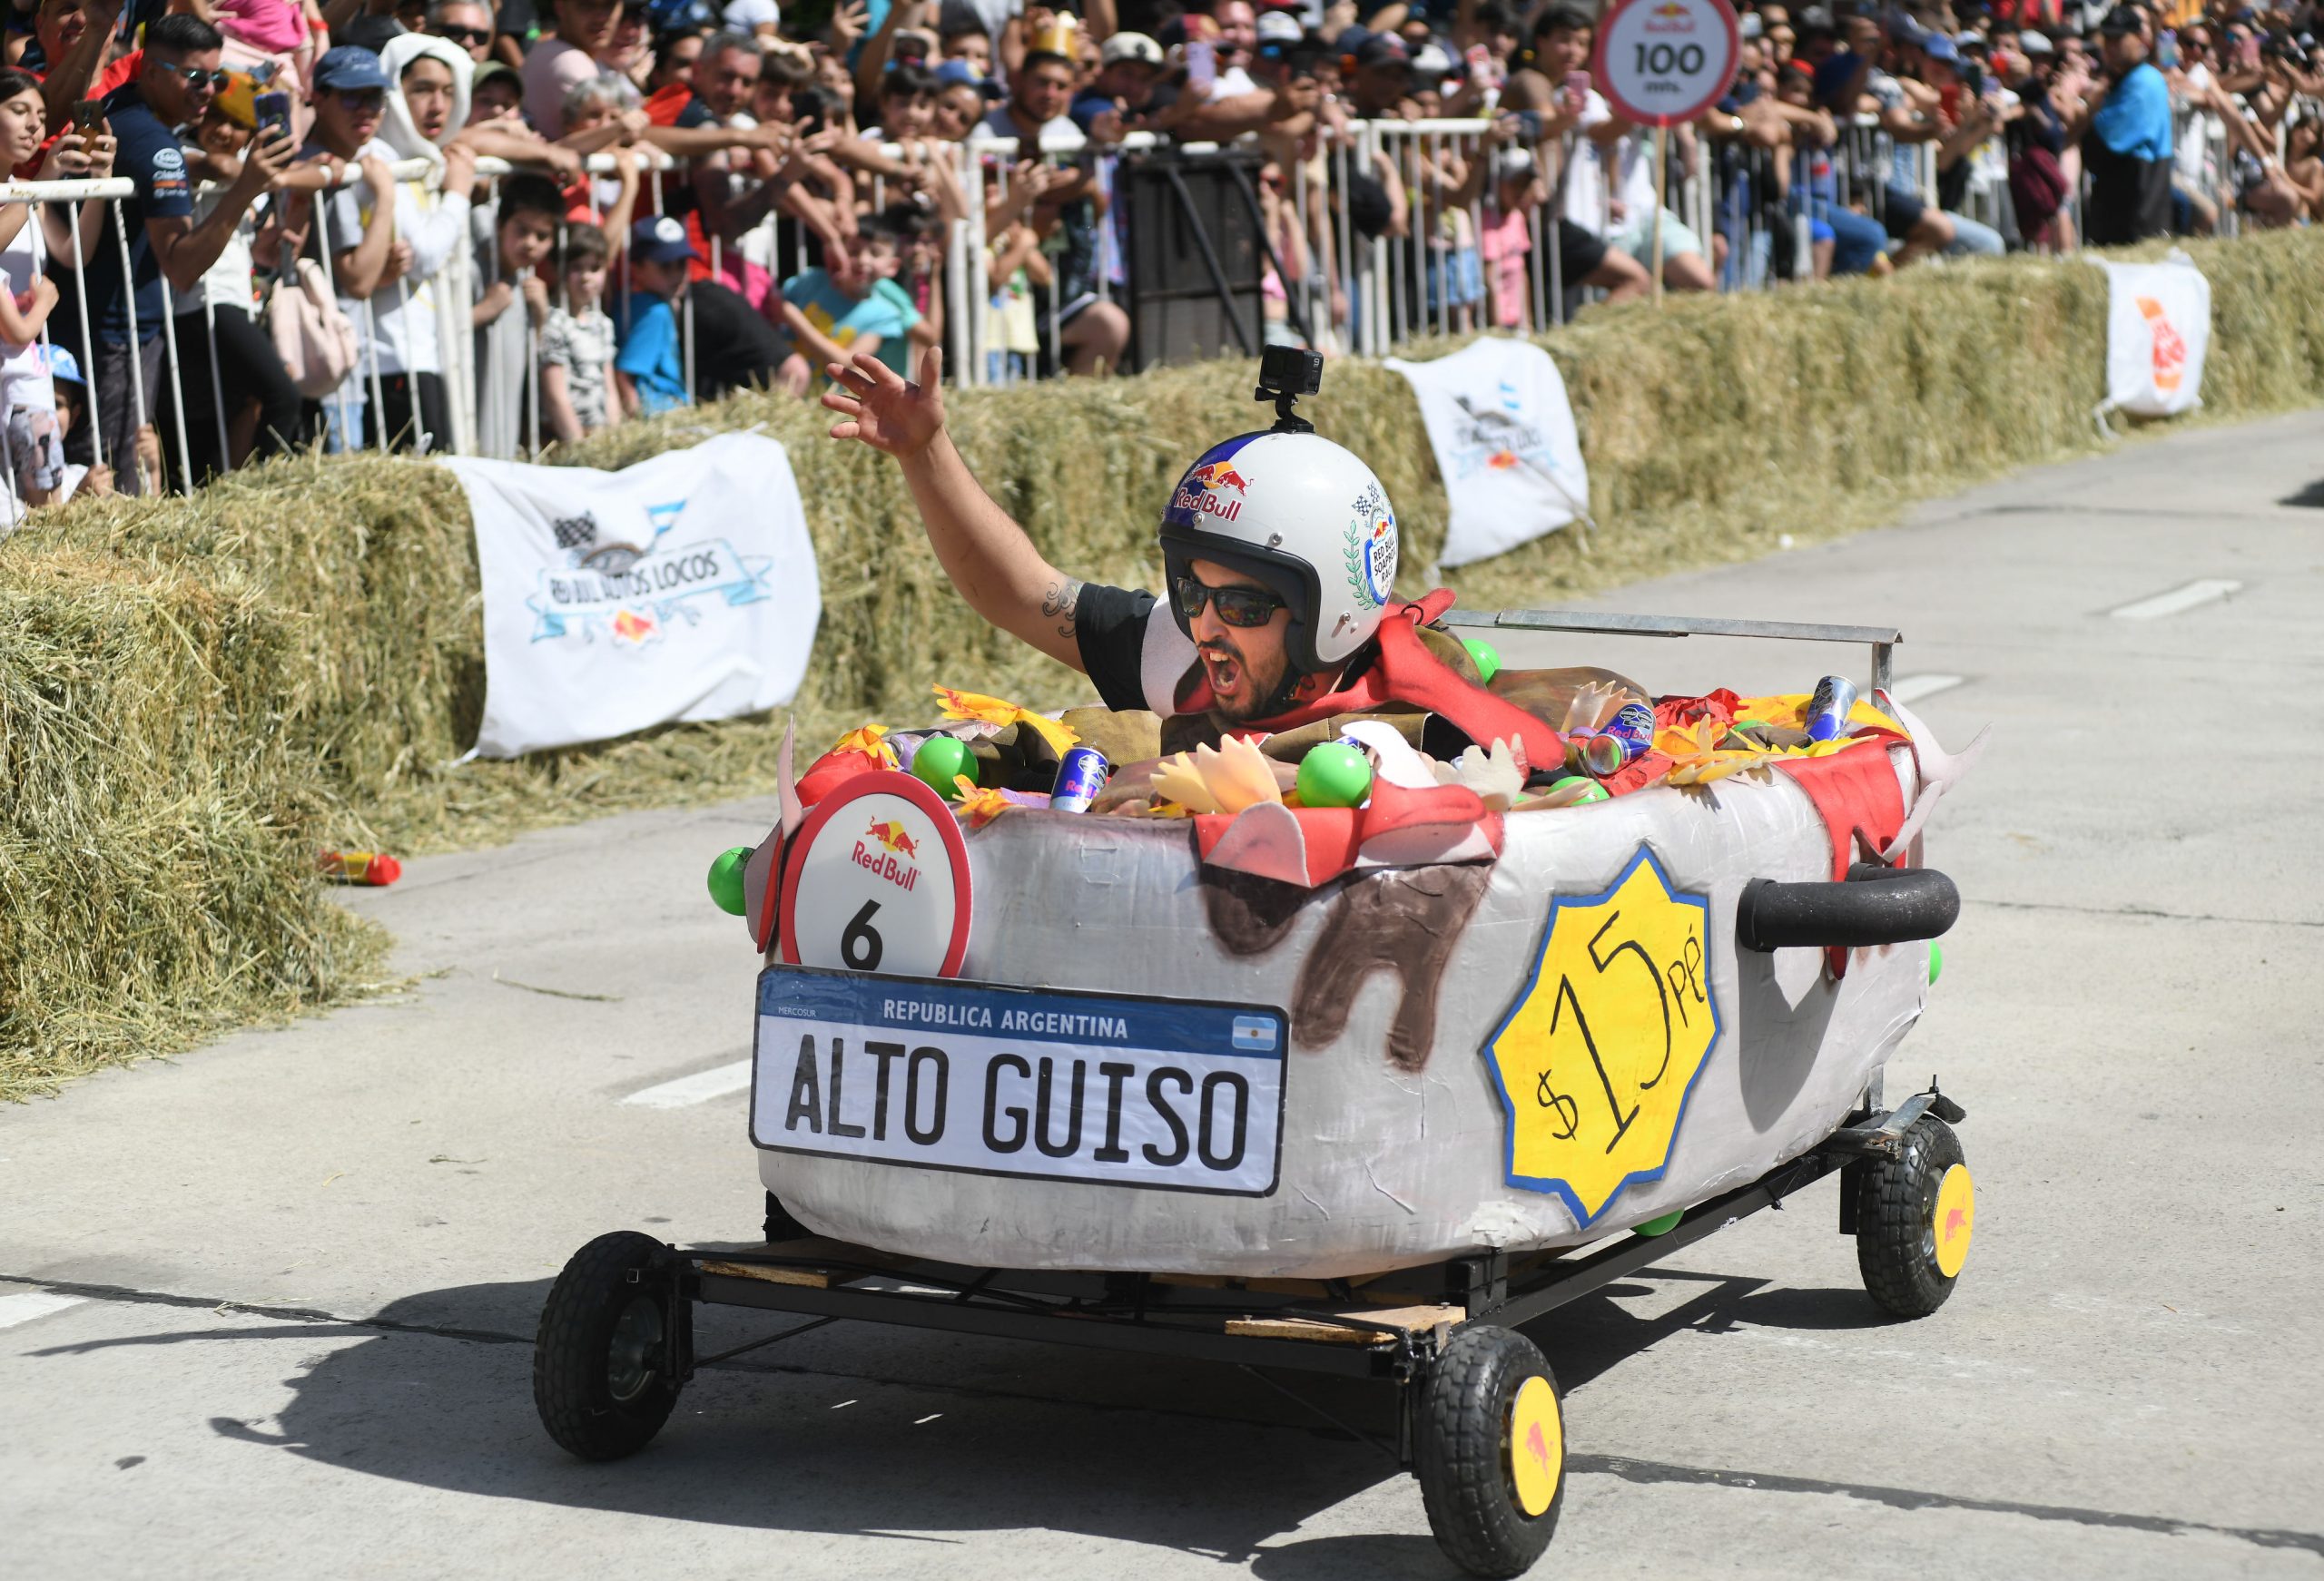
top-left (0, 103), bottom-right (2270, 516)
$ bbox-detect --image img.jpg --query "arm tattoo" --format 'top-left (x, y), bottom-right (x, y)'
top-left (1042, 576), bottom-right (1084, 641)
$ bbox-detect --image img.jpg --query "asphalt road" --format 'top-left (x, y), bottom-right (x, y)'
top-left (5, 411), bottom-right (2320, 1581)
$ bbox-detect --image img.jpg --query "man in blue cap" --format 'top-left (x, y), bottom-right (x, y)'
top-left (615, 215), bottom-right (695, 418)
top-left (290, 45), bottom-right (416, 450)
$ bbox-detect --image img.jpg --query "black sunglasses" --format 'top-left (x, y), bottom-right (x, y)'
top-left (152, 61), bottom-right (231, 89)
top-left (1172, 574), bottom-right (1285, 628)
top-left (437, 24), bottom-right (492, 42)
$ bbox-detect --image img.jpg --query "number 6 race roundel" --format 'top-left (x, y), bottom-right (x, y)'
top-left (778, 770), bottom-right (973, 978)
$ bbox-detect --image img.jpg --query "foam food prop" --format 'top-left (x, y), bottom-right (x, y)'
top-left (1338, 719), bottom-right (1439, 790)
top-left (1153, 737), bottom-right (1283, 815)
top-left (933, 684), bottom-right (1080, 758)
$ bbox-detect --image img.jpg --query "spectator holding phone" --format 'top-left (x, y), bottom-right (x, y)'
top-left (50, 14), bottom-right (280, 493)
top-left (169, 96), bottom-right (309, 481)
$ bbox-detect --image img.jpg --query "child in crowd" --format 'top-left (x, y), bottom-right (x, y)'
top-left (1256, 158), bottom-right (1315, 349)
top-left (615, 215), bottom-right (694, 418)
top-left (1479, 146), bottom-right (1542, 331)
top-left (539, 222), bottom-right (621, 446)
top-left (773, 209), bottom-right (921, 390)
top-left (470, 172), bottom-right (560, 457)
top-left (0, 65), bottom-right (62, 514)
top-left (1422, 144), bottom-right (1485, 335)
top-left (468, 60), bottom-right (526, 124)
top-left (980, 221), bottom-right (1045, 384)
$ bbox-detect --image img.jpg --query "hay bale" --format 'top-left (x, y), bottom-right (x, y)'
top-left (0, 542), bottom-right (389, 1098)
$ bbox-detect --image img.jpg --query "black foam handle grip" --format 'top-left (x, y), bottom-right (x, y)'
top-left (1735, 865), bottom-right (1960, 953)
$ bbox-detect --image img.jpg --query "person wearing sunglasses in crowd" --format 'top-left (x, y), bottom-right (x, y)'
top-left (52, 13), bottom-right (286, 492)
top-left (427, 0), bottom-right (497, 62)
top-left (820, 345), bottom-right (1559, 779)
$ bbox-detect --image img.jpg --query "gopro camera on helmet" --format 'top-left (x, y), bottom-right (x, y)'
top-left (1255, 345), bottom-right (1324, 434)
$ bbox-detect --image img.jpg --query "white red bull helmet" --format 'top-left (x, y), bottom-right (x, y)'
top-left (1157, 429), bottom-right (1400, 677)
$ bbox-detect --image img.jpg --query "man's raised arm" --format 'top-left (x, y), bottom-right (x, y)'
top-left (820, 347), bottom-right (1090, 672)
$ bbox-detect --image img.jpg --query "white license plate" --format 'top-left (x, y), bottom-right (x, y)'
top-left (750, 967), bottom-right (1286, 1196)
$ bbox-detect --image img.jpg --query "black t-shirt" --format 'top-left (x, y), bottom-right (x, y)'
top-left (1074, 582), bottom-right (1169, 713)
top-left (54, 85), bottom-right (191, 345)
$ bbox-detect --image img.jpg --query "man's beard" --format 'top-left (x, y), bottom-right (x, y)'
top-left (1199, 635), bottom-right (1285, 722)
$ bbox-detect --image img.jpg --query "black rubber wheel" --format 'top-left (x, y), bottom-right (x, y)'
top-left (763, 1190), bottom-right (812, 1242)
top-left (533, 1231), bottom-right (685, 1460)
top-left (1855, 1115), bottom-right (1971, 1318)
top-left (1415, 1324), bottom-right (1565, 1578)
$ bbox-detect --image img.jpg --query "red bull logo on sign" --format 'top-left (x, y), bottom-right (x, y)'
top-left (2135, 296), bottom-right (2186, 393)
top-left (853, 819), bottom-right (922, 890)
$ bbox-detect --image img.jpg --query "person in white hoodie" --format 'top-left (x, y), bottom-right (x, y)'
top-left (353, 33), bottom-right (480, 450)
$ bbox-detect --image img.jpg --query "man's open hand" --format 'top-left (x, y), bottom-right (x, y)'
top-left (821, 346), bottom-right (945, 460)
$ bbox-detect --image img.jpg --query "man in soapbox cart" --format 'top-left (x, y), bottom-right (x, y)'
top-left (530, 346), bottom-right (1984, 1581)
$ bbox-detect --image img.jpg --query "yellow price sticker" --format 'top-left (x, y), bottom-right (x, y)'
top-left (1483, 847), bottom-right (1720, 1227)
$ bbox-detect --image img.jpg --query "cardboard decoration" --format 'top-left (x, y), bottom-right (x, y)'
top-left (753, 719), bottom-right (1975, 1278)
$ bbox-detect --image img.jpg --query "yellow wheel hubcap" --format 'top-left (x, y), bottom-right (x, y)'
top-left (1933, 1163), bottom-right (1975, 1279)
top-left (1507, 1374), bottom-right (1562, 1517)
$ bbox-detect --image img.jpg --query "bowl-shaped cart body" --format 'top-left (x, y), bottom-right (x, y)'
top-left (759, 744), bottom-right (1927, 1277)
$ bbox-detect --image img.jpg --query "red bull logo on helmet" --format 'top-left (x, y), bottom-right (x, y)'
top-left (1167, 441), bottom-right (1258, 527)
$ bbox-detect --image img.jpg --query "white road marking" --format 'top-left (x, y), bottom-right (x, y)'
top-left (621, 1059), bottom-right (753, 1109)
top-left (2108, 578), bottom-right (2242, 620)
top-left (1887, 673), bottom-right (1966, 705)
top-left (915, 1413), bottom-right (943, 1425)
top-left (0, 1291), bottom-right (86, 1331)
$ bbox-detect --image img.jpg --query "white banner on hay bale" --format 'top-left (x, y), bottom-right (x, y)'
top-left (442, 433), bottom-right (820, 759)
top-left (2095, 250), bottom-right (2210, 426)
top-left (1384, 337), bottom-right (1590, 569)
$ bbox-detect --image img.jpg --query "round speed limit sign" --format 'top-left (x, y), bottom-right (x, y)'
top-left (1593, 0), bottom-right (1740, 127)
top-left (778, 771), bottom-right (972, 978)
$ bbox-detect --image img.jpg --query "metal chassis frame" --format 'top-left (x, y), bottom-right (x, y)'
top-left (668, 1138), bottom-right (1862, 1465)
top-left (1441, 608), bottom-right (1901, 696)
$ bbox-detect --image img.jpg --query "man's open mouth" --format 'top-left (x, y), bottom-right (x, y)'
top-left (1199, 644), bottom-right (1245, 700)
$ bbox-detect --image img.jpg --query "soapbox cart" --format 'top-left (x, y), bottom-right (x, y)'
top-left (532, 611), bottom-right (1979, 1578)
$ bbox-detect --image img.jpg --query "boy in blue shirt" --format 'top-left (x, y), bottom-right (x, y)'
top-left (773, 211), bottom-right (922, 392)
top-left (615, 216), bottom-right (694, 418)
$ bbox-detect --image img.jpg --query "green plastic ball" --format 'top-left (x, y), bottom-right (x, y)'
top-left (1928, 940), bottom-right (1945, 987)
top-left (911, 734), bottom-right (976, 797)
top-left (1633, 1210), bottom-right (1685, 1238)
top-left (707, 845), bottom-right (752, 917)
top-left (1295, 741), bottom-right (1374, 809)
top-left (1549, 774), bottom-right (1610, 805)
top-left (1462, 637), bottom-right (1502, 684)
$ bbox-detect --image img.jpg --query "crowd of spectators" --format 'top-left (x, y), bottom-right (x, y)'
top-left (0, 0), bottom-right (2313, 510)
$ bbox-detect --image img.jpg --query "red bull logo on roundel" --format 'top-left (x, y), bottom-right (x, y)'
top-left (1343, 484), bottom-right (1397, 611)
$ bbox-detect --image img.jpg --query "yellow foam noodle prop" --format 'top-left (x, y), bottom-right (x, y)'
top-left (932, 685), bottom-right (1081, 758)
top-left (953, 781), bottom-right (1015, 828)
top-left (1734, 692), bottom-right (1901, 734)
top-left (830, 722), bottom-right (900, 768)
